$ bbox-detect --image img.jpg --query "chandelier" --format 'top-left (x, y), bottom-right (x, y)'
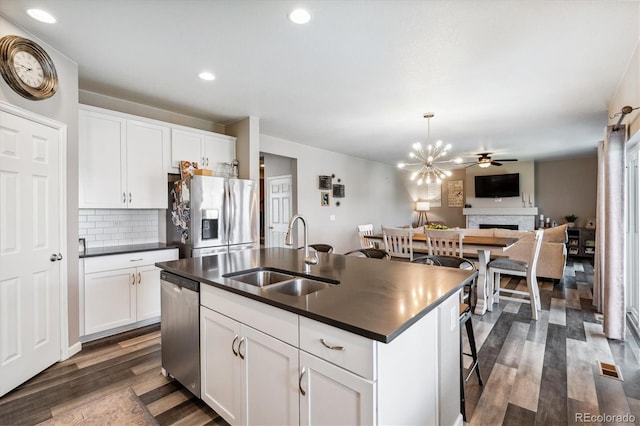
top-left (397, 113), bottom-right (462, 185)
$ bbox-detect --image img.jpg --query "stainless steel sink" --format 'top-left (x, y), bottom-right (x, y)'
top-left (223, 267), bottom-right (339, 296)
top-left (224, 268), bottom-right (294, 287)
top-left (264, 278), bottom-right (333, 296)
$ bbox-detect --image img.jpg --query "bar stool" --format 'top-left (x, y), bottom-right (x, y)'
top-left (299, 244), bottom-right (334, 253)
top-left (344, 248), bottom-right (390, 260)
top-left (412, 254), bottom-right (483, 421)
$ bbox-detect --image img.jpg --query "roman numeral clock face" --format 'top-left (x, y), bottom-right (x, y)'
top-left (0, 35), bottom-right (58, 100)
top-left (14, 51), bottom-right (44, 88)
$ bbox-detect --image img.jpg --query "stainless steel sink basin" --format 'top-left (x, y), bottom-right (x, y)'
top-left (223, 267), bottom-right (339, 296)
top-left (264, 278), bottom-right (333, 296)
top-left (224, 268), bottom-right (294, 287)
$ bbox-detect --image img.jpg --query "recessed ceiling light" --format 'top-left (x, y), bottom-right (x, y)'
top-left (27, 9), bottom-right (56, 24)
top-left (289, 8), bottom-right (311, 24)
top-left (198, 72), bottom-right (215, 81)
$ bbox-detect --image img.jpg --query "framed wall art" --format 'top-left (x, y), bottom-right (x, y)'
top-left (426, 183), bottom-right (442, 207)
top-left (333, 184), bottom-right (345, 198)
top-left (447, 180), bottom-right (464, 207)
top-left (321, 192), bottom-right (330, 206)
top-left (318, 175), bottom-right (332, 190)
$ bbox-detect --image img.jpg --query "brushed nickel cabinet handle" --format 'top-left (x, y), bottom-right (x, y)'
top-left (137, 272), bottom-right (141, 284)
top-left (321, 338), bottom-right (345, 351)
top-left (238, 337), bottom-right (246, 360)
top-left (123, 192), bottom-right (126, 203)
top-left (299, 367), bottom-right (306, 396)
top-left (129, 192), bottom-right (132, 203)
top-left (232, 335), bottom-right (239, 356)
top-left (131, 273), bottom-right (135, 285)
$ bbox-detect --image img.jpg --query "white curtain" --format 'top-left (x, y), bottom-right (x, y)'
top-left (594, 142), bottom-right (604, 312)
top-left (594, 125), bottom-right (627, 340)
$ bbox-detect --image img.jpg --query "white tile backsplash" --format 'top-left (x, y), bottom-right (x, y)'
top-left (79, 209), bottom-right (161, 248)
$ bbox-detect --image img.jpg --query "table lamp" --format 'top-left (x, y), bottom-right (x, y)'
top-left (416, 201), bottom-right (430, 227)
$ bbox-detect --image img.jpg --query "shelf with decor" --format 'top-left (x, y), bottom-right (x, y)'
top-left (566, 227), bottom-right (595, 258)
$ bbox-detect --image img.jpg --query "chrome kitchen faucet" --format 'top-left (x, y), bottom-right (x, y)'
top-left (285, 214), bottom-right (318, 273)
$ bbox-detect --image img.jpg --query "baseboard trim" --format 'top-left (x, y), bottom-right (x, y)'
top-left (66, 341), bottom-right (82, 360)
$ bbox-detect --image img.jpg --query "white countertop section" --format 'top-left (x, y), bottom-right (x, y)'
top-left (463, 207), bottom-right (539, 215)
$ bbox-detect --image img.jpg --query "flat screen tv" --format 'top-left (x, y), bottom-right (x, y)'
top-left (474, 173), bottom-right (520, 198)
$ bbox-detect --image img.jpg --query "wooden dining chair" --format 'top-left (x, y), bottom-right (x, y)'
top-left (357, 224), bottom-right (375, 249)
top-left (424, 228), bottom-right (465, 256)
top-left (487, 230), bottom-right (544, 320)
top-left (382, 226), bottom-right (414, 261)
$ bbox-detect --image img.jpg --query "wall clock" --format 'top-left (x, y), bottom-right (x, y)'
top-left (0, 35), bottom-right (58, 100)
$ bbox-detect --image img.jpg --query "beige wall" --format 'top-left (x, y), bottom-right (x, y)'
top-left (79, 90), bottom-right (224, 133)
top-left (226, 116), bottom-right (259, 180)
top-left (535, 155), bottom-right (598, 227)
top-left (403, 168), bottom-right (467, 228)
top-left (0, 16), bottom-right (80, 348)
top-left (398, 161), bottom-right (536, 229)
top-left (608, 2), bottom-right (639, 138)
top-left (260, 134), bottom-right (411, 253)
top-left (465, 161), bottom-right (536, 208)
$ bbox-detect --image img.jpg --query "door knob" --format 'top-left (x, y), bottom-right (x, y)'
top-left (50, 253), bottom-right (63, 262)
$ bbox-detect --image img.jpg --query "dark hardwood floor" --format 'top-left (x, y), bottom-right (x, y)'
top-left (0, 258), bottom-right (637, 425)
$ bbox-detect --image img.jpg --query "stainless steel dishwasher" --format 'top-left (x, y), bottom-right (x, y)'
top-left (160, 271), bottom-right (200, 397)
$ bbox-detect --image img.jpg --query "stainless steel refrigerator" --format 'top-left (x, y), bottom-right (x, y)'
top-left (167, 175), bottom-right (258, 258)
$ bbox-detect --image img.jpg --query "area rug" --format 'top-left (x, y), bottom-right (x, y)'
top-left (38, 388), bottom-right (158, 425)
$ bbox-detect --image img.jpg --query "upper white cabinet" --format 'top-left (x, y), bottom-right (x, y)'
top-left (171, 128), bottom-right (235, 172)
top-left (79, 107), bottom-right (168, 209)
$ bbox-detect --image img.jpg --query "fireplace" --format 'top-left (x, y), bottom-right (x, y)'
top-left (463, 208), bottom-right (538, 231)
top-left (479, 224), bottom-right (518, 230)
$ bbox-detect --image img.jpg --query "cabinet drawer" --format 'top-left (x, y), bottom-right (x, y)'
top-left (299, 316), bottom-right (376, 380)
top-left (84, 249), bottom-right (178, 274)
top-left (201, 284), bottom-right (298, 347)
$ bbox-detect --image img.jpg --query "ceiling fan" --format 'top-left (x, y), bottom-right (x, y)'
top-left (465, 153), bottom-right (518, 168)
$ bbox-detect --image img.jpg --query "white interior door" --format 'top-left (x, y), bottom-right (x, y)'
top-left (0, 110), bottom-right (62, 396)
top-left (266, 175), bottom-right (292, 248)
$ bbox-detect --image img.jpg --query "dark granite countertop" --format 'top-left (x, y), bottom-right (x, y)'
top-left (156, 247), bottom-right (476, 343)
top-left (80, 243), bottom-right (179, 258)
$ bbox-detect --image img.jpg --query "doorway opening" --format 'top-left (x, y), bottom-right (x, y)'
top-left (259, 152), bottom-right (298, 248)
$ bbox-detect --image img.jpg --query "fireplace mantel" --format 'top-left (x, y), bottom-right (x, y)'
top-left (463, 207), bottom-right (539, 230)
top-left (463, 207), bottom-right (539, 216)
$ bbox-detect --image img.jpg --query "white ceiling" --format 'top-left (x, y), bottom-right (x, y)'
top-left (1, 1), bottom-right (638, 166)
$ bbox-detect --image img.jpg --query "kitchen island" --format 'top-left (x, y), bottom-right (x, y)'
top-left (156, 247), bottom-right (476, 426)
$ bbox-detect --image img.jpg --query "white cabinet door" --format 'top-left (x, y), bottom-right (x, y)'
top-left (126, 120), bottom-right (168, 208)
top-left (171, 128), bottom-right (204, 168)
top-left (79, 110), bottom-right (126, 208)
top-left (136, 264), bottom-right (161, 321)
top-left (203, 134), bottom-right (235, 171)
top-left (84, 267), bottom-right (136, 334)
top-left (300, 351), bottom-right (375, 426)
top-left (201, 307), bottom-right (242, 425)
top-left (242, 326), bottom-right (299, 426)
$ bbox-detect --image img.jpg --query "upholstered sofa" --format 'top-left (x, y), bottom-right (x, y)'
top-left (459, 225), bottom-right (568, 280)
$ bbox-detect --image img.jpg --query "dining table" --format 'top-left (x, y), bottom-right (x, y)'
top-left (364, 232), bottom-right (519, 315)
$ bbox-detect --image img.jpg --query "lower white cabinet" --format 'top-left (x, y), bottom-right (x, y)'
top-left (199, 282), bottom-right (460, 425)
top-left (82, 249), bottom-right (178, 336)
top-left (299, 351), bottom-right (375, 426)
top-left (84, 267), bottom-right (136, 333)
top-left (201, 306), bottom-right (299, 426)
